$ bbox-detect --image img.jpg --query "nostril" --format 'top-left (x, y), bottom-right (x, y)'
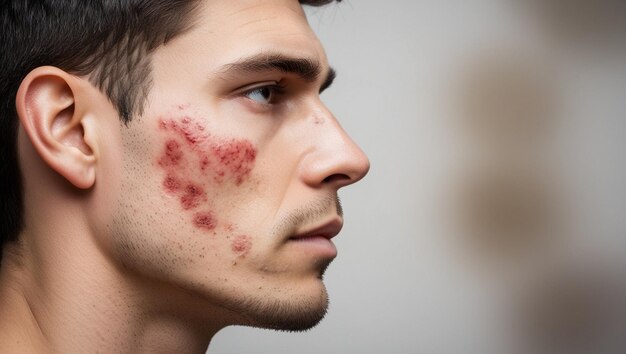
top-left (322, 173), bottom-right (351, 185)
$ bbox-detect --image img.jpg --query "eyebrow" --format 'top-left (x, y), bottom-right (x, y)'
top-left (219, 52), bottom-right (337, 93)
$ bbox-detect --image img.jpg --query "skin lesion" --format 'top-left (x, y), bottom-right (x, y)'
top-left (156, 113), bottom-right (258, 187)
top-left (193, 212), bottom-right (217, 231)
top-left (158, 117), bottom-right (208, 146)
top-left (162, 174), bottom-right (182, 194)
top-left (211, 140), bottom-right (256, 186)
top-left (158, 139), bottom-right (184, 167)
top-left (231, 235), bottom-right (252, 257)
top-left (180, 182), bottom-right (207, 210)
top-left (155, 108), bottom-right (259, 233)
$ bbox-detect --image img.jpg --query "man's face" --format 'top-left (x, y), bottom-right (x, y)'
top-left (102, 0), bottom-right (369, 330)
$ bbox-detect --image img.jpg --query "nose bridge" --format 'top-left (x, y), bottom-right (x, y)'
top-left (301, 103), bottom-right (370, 189)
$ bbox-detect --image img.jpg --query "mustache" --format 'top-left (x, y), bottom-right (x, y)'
top-left (272, 195), bottom-right (342, 237)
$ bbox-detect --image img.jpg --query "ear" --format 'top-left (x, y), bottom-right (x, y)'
top-left (16, 66), bottom-right (97, 189)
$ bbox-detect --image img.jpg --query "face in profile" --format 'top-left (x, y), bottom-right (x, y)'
top-left (95, 0), bottom-right (369, 331)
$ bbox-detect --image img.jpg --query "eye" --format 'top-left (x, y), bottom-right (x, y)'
top-left (242, 83), bottom-right (285, 105)
top-left (246, 87), bottom-right (274, 104)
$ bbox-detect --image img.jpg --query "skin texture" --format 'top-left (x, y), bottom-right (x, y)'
top-left (0, 0), bottom-right (369, 353)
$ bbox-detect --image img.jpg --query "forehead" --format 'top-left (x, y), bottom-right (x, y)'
top-left (165, 0), bottom-right (327, 68)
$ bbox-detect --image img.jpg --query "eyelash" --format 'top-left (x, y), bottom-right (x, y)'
top-left (241, 82), bottom-right (287, 106)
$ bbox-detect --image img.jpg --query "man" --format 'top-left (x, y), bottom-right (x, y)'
top-left (0, 0), bottom-right (369, 352)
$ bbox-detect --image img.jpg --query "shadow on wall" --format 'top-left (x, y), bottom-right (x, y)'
top-left (446, 1), bottom-right (626, 352)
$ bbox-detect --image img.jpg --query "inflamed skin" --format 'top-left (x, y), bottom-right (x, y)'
top-left (156, 111), bottom-right (257, 254)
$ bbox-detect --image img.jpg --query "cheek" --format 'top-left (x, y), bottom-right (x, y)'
top-left (157, 117), bottom-right (257, 185)
top-left (231, 235), bottom-right (252, 257)
top-left (193, 212), bottom-right (217, 231)
top-left (154, 115), bottom-right (258, 245)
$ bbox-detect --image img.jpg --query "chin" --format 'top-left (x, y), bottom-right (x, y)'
top-left (222, 265), bottom-right (332, 332)
top-left (240, 285), bottom-right (331, 332)
top-left (217, 257), bottom-right (335, 331)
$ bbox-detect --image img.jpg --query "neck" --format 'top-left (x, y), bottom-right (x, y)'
top-left (0, 225), bottom-right (222, 353)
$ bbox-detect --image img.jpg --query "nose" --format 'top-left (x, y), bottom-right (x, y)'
top-left (301, 108), bottom-right (370, 190)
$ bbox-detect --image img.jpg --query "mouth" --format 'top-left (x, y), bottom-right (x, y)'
top-left (289, 218), bottom-right (343, 241)
top-left (288, 218), bottom-right (343, 257)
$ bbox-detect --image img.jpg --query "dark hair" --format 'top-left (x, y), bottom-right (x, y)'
top-left (0, 0), bottom-right (341, 264)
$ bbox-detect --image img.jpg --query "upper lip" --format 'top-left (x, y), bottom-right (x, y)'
top-left (289, 218), bottom-right (343, 240)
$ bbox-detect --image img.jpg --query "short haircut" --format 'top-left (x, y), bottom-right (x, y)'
top-left (0, 0), bottom-right (341, 264)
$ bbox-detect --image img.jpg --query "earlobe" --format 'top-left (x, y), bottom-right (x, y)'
top-left (16, 66), bottom-right (97, 190)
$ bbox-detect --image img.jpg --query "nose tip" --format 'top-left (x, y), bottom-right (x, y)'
top-left (321, 147), bottom-right (370, 189)
top-left (302, 112), bottom-right (370, 190)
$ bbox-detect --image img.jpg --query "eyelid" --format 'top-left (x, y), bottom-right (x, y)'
top-left (232, 80), bottom-right (282, 96)
top-left (233, 81), bottom-right (287, 109)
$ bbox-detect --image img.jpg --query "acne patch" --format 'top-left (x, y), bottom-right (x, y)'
top-left (158, 140), bottom-right (183, 167)
top-left (158, 117), bottom-right (257, 186)
top-left (156, 112), bottom-right (258, 233)
top-left (211, 141), bottom-right (256, 185)
top-left (231, 235), bottom-right (252, 257)
top-left (162, 174), bottom-right (182, 194)
top-left (200, 155), bottom-right (211, 172)
top-left (180, 182), bottom-right (206, 210)
top-left (193, 212), bottom-right (217, 231)
top-left (159, 117), bottom-right (207, 146)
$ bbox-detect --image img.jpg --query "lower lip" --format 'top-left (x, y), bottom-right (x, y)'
top-left (289, 236), bottom-right (337, 257)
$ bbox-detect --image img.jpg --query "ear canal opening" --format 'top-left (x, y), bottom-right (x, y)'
top-left (53, 104), bottom-right (93, 156)
top-left (75, 123), bottom-right (93, 156)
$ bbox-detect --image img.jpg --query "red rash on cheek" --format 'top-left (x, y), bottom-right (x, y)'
top-left (211, 142), bottom-right (256, 185)
top-left (155, 115), bottom-right (258, 232)
top-left (163, 174), bottom-right (182, 194)
top-left (231, 235), bottom-right (252, 257)
top-left (193, 212), bottom-right (217, 231)
top-left (157, 117), bottom-right (257, 186)
top-left (158, 139), bottom-right (183, 167)
top-left (159, 117), bottom-right (206, 146)
top-left (180, 183), bottom-right (206, 210)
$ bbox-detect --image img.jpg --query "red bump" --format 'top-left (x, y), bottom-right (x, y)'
top-left (180, 183), bottom-right (205, 210)
top-left (231, 235), bottom-right (252, 256)
top-left (193, 212), bottom-right (217, 231)
top-left (159, 118), bottom-right (208, 146)
top-left (200, 155), bottom-right (210, 171)
top-left (158, 139), bottom-right (183, 167)
top-left (162, 174), bottom-right (181, 194)
top-left (210, 140), bottom-right (257, 185)
top-left (158, 119), bottom-right (167, 130)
